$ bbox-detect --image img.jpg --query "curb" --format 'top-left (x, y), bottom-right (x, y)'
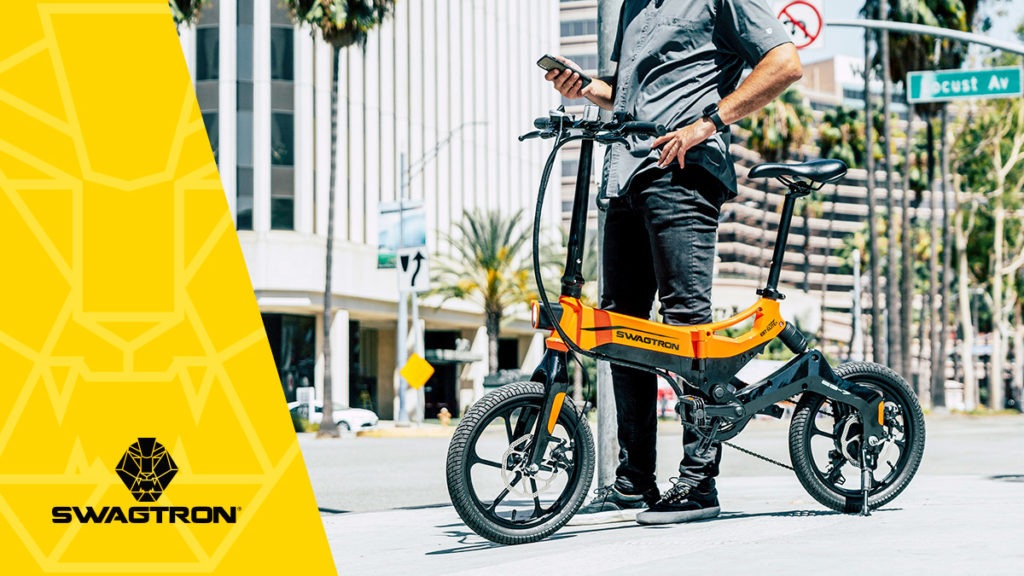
top-left (356, 426), bottom-right (455, 439)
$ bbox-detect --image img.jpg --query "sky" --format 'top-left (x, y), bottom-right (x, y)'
top-left (799, 0), bottom-right (1023, 65)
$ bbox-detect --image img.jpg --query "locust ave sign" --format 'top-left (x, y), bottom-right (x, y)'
top-left (907, 66), bottom-right (1023, 103)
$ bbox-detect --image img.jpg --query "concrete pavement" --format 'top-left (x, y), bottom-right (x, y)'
top-left (306, 414), bottom-right (1024, 574)
top-left (324, 475), bottom-right (1024, 575)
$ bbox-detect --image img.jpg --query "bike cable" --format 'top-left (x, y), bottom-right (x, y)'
top-left (530, 125), bottom-right (681, 392)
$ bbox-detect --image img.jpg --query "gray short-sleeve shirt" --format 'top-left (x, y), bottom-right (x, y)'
top-left (605, 0), bottom-right (792, 198)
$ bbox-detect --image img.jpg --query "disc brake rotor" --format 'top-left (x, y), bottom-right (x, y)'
top-left (835, 414), bottom-right (863, 465)
top-left (501, 435), bottom-right (558, 497)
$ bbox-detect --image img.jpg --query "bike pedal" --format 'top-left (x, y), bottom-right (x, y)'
top-left (756, 404), bottom-right (785, 419)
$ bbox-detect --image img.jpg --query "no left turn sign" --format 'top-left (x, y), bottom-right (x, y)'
top-left (774, 0), bottom-right (824, 51)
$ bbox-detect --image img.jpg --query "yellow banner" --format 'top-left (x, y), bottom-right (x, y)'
top-left (0, 1), bottom-right (336, 572)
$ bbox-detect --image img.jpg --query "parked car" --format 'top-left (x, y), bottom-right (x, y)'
top-left (287, 401), bottom-right (379, 432)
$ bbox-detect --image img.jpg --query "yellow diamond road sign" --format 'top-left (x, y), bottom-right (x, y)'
top-left (401, 353), bottom-right (435, 389)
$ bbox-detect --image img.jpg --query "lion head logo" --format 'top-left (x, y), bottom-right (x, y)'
top-left (115, 438), bottom-right (178, 502)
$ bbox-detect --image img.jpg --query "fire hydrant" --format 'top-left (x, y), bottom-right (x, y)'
top-left (438, 407), bottom-right (451, 427)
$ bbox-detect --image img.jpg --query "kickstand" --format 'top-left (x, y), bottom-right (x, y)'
top-left (859, 450), bottom-right (872, 517)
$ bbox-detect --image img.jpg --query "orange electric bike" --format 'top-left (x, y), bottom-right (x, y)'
top-left (445, 107), bottom-right (925, 545)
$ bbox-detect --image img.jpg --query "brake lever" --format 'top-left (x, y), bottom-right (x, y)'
top-left (518, 130), bottom-right (549, 142)
top-left (596, 134), bottom-right (630, 150)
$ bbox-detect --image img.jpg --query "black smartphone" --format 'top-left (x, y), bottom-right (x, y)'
top-left (537, 54), bottom-right (592, 89)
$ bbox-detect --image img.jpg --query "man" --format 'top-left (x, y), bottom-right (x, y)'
top-left (545, 0), bottom-right (802, 525)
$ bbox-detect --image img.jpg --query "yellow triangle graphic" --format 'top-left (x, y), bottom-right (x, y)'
top-left (93, 320), bottom-right (162, 344)
top-left (0, 41), bottom-right (68, 127)
top-left (0, 148), bottom-right (54, 180)
top-left (13, 188), bottom-right (73, 276)
top-left (0, 3), bottom-right (337, 574)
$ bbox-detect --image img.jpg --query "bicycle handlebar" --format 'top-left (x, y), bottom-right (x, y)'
top-left (523, 113), bottom-right (666, 142)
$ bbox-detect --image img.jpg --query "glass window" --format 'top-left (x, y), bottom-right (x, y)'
top-left (236, 110), bottom-right (253, 166)
top-left (237, 25), bottom-right (253, 82)
top-left (271, 165), bottom-right (294, 231)
top-left (271, 197), bottom-right (294, 230)
top-left (271, 112), bottom-right (293, 166)
top-left (237, 167), bottom-right (253, 230)
top-left (196, 28), bottom-right (219, 81)
top-left (562, 159), bottom-right (578, 177)
top-left (202, 112), bottom-right (218, 162)
top-left (262, 313), bottom-right (316, 403)
top-left (560, 20), bottom-right (598, 37)
top-left (271, 27), bottom-right (294, 81)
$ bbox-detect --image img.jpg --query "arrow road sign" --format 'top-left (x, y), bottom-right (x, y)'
top-left (397, 247), bottom-right (430, 293)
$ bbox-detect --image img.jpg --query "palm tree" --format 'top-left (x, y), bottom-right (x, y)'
top-left (433, 210), bottom-right (538, 375)
top-left (287, 0), bottom-right (395, 437)
top-left (741, 88), bottom-right (813, 163)
top-left (866, 0), bottom-right (979, 400)
top-left (818, 106), bottom-right (865, 169)
top-left (169, 0), bottom-right (207, 28)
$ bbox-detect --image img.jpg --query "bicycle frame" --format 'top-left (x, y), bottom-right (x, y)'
top-left (524, 130), bottom-right (886, 472)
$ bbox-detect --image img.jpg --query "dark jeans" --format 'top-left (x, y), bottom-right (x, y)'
top-left (601, 165), bottom-right (727, 495)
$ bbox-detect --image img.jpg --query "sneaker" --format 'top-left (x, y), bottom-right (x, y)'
top-left (635, 479), bottom-right (720, 525)
top-left (567, 483), bottom-right (657, 526)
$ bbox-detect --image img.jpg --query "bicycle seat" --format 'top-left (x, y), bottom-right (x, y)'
top-left (748, 159), bottom-right (847, 184)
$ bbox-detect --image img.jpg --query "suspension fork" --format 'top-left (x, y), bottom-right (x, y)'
top-left (527, 349), bottom-right (572, 467)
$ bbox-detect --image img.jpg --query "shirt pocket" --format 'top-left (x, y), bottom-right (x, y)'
top-left (650, 17), bottom-right (714, 59)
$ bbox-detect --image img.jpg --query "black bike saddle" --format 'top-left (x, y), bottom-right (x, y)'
top-left (748, 159), bottom-right (847, 184)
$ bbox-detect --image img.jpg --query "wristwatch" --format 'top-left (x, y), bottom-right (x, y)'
top-left (702, 102), bottom-right (727, 133)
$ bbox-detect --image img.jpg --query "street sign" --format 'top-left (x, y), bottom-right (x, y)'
top-left (775, 0), bottom-right (824, 51)
top-left (378, 201), bottom-right (426, 269)
top-left (400, 353), bottom-right (435, 390)
top-left (397, 246), bottom-right (430, 293)
top-left (907, 67), bottom-right (1023, 103)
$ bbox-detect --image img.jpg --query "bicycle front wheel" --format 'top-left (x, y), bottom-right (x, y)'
top-left (445, 382), bottom-right (594, 545)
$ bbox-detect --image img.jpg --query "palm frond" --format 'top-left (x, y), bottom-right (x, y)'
top-left (287, 0), bottom-right (395, 48)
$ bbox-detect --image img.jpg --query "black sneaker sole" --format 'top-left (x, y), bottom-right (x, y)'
top-left (635, 506), bottom-right (720, 525)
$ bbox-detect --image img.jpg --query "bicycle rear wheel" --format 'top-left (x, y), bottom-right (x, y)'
top-left (789, 362), bottom-right (925, 513)
top-left (445, 382), bottom-right (594, 545)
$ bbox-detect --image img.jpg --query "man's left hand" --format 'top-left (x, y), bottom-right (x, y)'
top-left (651, 120), bottom-right (716, 168)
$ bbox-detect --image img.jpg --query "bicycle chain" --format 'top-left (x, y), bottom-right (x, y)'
top-left (680, 400), bottom-right (837, 473)
top-left (721, 439), bottom-right (794, 471)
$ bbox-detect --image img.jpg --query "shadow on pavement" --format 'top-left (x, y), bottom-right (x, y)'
top-left (427, 529), bottom-right (578, 555)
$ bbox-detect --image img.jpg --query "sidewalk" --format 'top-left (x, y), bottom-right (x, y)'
top-left (322, 475), bottom-right (1024, 575)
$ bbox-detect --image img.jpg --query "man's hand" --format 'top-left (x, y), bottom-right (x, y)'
top-left (651, 119), bottom-right (716, 168)
top-left (544, 56), bottom-right (615, 110)
top-left (545, 57), bottom-right (588, 99)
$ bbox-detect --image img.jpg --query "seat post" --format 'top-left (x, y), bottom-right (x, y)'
top-left (758, 192), bottom-right (799, 300)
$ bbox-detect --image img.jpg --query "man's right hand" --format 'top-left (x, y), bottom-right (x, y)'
top-left (544, 56), bottom-right (614, 110)
top-left (544, 56), bottom-right (588, 99)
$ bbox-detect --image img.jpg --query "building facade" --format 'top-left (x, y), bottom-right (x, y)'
top-left (180, 0), bottom-right (561, 419)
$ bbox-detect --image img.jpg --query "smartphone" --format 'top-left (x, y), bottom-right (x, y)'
top-left (537, 54), bottom-right (592, 89)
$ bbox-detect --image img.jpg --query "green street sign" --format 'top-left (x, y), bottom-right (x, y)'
top-left (907, 67), bottom-right (1023, 103)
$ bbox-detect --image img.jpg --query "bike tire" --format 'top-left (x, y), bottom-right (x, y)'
top-left (789, 362), bottom-right (925, 513)
top-left (446, 382), bottom-right (594, 545)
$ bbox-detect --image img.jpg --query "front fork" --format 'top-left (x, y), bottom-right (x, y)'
top-left (527, 349), bottom-right (573, 468)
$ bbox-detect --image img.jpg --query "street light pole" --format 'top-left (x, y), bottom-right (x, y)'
top-left (394, 121), bottom-right (485, 425)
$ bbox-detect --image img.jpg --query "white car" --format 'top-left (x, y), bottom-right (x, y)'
top-left (287, 401), bottom-right (379, 432)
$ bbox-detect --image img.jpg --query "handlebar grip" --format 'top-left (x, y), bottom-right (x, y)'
top-left (620, 121), bottom-right (666, 137)
top-left (534, 117), bottom-right (553, 130)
